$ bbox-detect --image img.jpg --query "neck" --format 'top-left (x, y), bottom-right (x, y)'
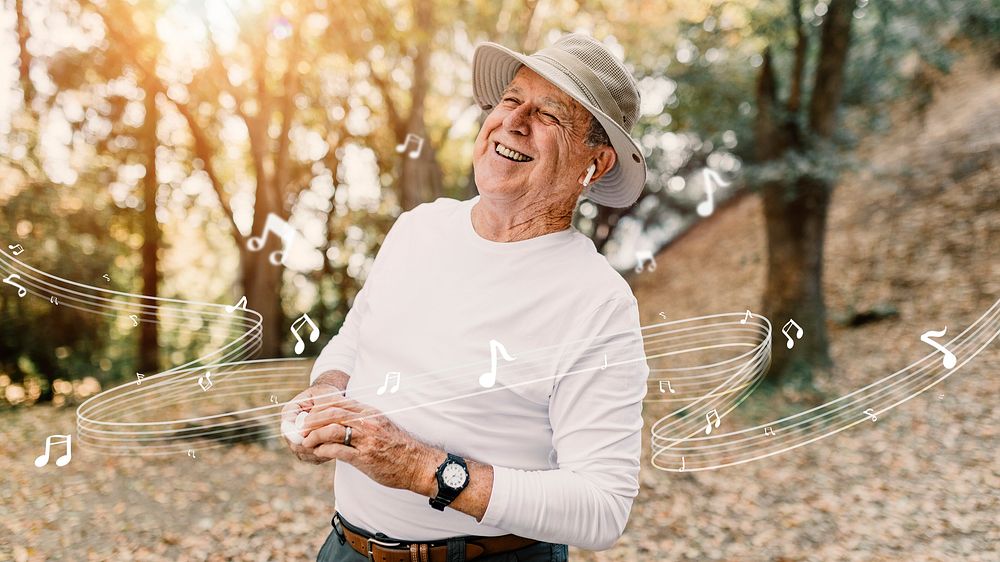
top-left (472, 191), bottom-right (578, 242)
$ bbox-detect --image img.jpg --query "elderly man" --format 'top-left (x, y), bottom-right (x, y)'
top-left (283, 34), bottom-right (650, 562)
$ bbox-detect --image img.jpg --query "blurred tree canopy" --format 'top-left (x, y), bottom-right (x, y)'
top-left (1, 0), bottom-right (996, 405)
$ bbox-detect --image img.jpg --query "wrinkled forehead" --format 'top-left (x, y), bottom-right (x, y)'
top-left (503, 66), bottom-right (591, 120)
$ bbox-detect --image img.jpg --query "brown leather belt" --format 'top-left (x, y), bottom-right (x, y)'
top-left (334, 513), bottom-right (538, 562)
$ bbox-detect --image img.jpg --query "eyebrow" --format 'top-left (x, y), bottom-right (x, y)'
top-left (502, 85), bottom-right (572, 117)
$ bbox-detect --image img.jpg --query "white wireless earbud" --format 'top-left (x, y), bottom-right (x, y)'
top-left (581, 163), bottom-right (597, 187)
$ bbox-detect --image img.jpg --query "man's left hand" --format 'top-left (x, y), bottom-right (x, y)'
top-left (300, 397), bottom-right (436, 494)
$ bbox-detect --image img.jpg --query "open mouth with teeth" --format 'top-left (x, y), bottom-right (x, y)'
top-left (493, 142), bottom-right (534, 162)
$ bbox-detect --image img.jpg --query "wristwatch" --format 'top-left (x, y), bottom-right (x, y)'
top-left (429, 453), bottom-right (469, 511)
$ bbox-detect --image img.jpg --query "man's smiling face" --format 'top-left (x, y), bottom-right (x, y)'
top-left (473, 67), bottom-right (606, 203)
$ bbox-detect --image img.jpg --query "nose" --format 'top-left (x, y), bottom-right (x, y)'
top-left (502, 103), bottom-right (531, 136)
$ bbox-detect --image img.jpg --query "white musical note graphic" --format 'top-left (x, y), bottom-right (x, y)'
top-left (863, 408), bottom-right (877, 422)
top-left (377, 371), bottom-right (402, 395)
top-left (478, 339), bottom-right (516, 388)
top-left (680, 456), bottom-right (686, 472)
top-left (697, 168), bottom-right (730, 217)
top-left (705, 409), bottom-right (721, 435)
top-left (187, 449), bottom-right (196, 459)
top-left (634, 250), bottom-right (657, 273)
top-left (50, 296), bottom-right (59, 306)
top-left (136, 373), bottom-right (144, 386)
top-left (198, 371), bottom-right (213, 391)
top-left (34, 434), bottom-right (72, 468)
top-left (247, 213), bottom-right (298, 266)
top-left (3, 273), bottom-right (27, 297)
top-left (740, 309), bottom-right (752, 324)
top-left (920, 327), bottom-right (957, 369)
top-left (8, 243), bottom-right (24, 256)
top-left (291, 313), bottom-right (320, 354)
top-left (129, 315), bottom-right (138, 327)
top-left (764, 426), bottom-right (775, 436)
top-left (395, 133), bottom-right (424, 159)
top-left (782, 319), bottom-right (804, 349)
top-left (225, 295), bottom-right (248, 313)
top-left (659, 380), bottom-right (676, 394)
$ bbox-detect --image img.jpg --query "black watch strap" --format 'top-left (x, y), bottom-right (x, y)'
top-left (429, 453), bottom-right (469, 511)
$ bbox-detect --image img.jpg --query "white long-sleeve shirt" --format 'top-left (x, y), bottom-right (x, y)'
top-left (309, 196), bottom-right (648, 550)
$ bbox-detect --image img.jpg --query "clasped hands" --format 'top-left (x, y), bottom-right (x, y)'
top-left (281, 382), bottom-right (436, 494)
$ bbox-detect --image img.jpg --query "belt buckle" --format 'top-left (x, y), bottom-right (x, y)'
top-left (366, 536), bottom-right (403, 561)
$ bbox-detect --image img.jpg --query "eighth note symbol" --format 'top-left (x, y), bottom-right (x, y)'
top-left (659, 312), bottom-right (666, 320)
top-left (102, 274), bottom-right (110, 282)
top-left (136, 373), bottom-right (144, 385)
top-left (2, 273), bottom-right (27, 297)
top-left (479, 339), bottom-right (516, 388)
top-left (8, 243), bottom-right (24, 256)
top-left (377, 371), bottom-right (402, 395)
top-left (863, 408), bottom-right (877, 422)
top-left (290, 313), bottom-right (320, 354)
top-left (740, 309), bottom-right (751, 324)
top-left (781, 319), bottom-right (804, 349)
top-left (395, 133), bottom-right (424, 159)
top-left (247, 213), bottom-right (298, 266)
top-left (705, 409), bottom-right (721, 435)
top-left (920, 327), bottom-right (957, 369)
top-left (270, 395), bottom-right (277, 404)
top-left (697, 168), bottom-right (730, 217)
top-left (187, 449), bottom-right (196, 459)
top-left (129, 315), bottom-right (138, 327)
top-left (50, 296), bottom-right (59, 306)
top-left (225, 295), bottom-right (248, 313)
top-left (659, 380), bottom-right (675, 394)
top-left (764, 426), bottom-right (775, 436)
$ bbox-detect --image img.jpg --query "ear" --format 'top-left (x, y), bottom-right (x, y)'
top-left (579, 146), bottom-right (617, 186)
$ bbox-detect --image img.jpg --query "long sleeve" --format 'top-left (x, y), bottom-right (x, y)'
top-left (309, 212), bottom-right (411, 385)
top-left (477, 295), bottom-right (648, 550)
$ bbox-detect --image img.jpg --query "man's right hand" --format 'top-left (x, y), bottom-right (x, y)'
top-left (282, 381), bottom-right (345, 464)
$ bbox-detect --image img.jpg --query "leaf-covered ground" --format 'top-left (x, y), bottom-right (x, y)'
top-left (2, 53), bottom-right (998, 562)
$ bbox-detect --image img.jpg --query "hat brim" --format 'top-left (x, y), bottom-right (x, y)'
top-left (472, 42), bottom-right (647, 209)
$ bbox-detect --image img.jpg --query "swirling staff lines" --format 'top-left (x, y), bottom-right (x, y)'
top-left (0, 250), bottom-right (263, 383)
top-left (76, 315), bottom-right (772, 455)
top-left (651, 297), bottom-right (1000, 472)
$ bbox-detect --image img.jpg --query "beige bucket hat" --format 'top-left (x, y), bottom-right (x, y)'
top-left (472, 33), bottom-right (647, 208)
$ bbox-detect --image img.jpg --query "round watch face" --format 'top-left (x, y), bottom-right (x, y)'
top-left (441, 463), bottom-right (468, 489)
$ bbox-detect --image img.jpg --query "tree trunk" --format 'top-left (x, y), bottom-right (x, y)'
top-left (244, 209), bottom-right (286, 358)
top-left (139, 75), bottom-right (160, 374)
top-left (760, 177), bottom-right (833, 385)
top-left (756, 0), bottom-right (854, 388)
top-left (15, 0), bottom-right (33, 107)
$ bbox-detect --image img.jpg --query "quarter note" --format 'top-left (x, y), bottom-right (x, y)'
top-left (8, 243), bottom-right (24, 256)
top-left (479, 339), bottom-right (516, 388)
top-left (225, 295), bottom-right (248, 313)
top-left (377, 371), bottom-right (401, 395)
top-left (395, 133), bottom-right (424, 159)
top-left (3, 273), bottom-right (26, 297)
top-left (34, 434), bottom-right (72, 468)
top-left (247, 213), bottom-right (298, 266)
top-left (781, 319), bottom-right (804, 349)
top-left (920, 327), bottom-right (957, 369)
top-left (291, 313), bottom-right (320, 354)
top-left (705, 409), bottom-right (721, 435)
